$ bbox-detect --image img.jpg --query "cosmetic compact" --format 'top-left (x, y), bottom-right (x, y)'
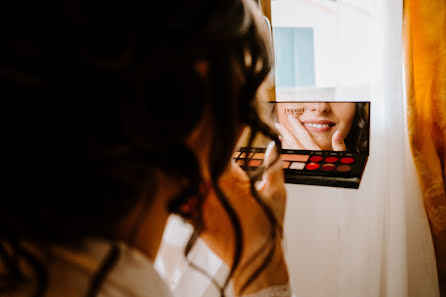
top-left (234, 101), bottom-right (370, 189)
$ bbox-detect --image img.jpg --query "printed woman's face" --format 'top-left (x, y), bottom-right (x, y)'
top-left (276, 102), bottom-right (356, 150)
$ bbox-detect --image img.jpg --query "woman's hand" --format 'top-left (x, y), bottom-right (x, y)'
top-left (199, 142), bottom-right (289, 294)
top-left (275, 115), bottom-right (346, 151)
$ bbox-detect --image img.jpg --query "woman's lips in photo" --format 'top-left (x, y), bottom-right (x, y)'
top-left (301, 120), bottom-right (335, 133)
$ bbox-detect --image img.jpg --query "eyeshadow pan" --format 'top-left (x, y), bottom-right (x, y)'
top-left (282, 161), bottom-right (291, 169)
top-left (248, 159), bottom-right (262, 167)
top-left (310, 155), bottom-right (323, 162)
top-left (239, 152), bottom-right (253, 158)
top-left (336, 164), bottom-right (352, 172)
top-left (325, 156), bottom-right (338, 163)
top-left (321, 163), bottom-right (336, 171)
top-left (233, 152), bottom-right (241, 158)
top-left (289, 162), bottom-right (305, 170)
top-left (340, 157), bottom-right (355, 164)
top-left (252, 153), bottom-right (265, 159)
top-left (281, 154), bottom-right (309, 162)
top-left (305, 162), bottom-right (320, 170)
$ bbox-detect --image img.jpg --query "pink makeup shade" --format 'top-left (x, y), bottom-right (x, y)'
top-left (281, 154), bottom-right (309, 162)
top-left (252, 153), bottom-right (265, 159)
top-left (248, 159), bottom-right (262, 167)
top-left (239, 152), bottom-right (254, 158)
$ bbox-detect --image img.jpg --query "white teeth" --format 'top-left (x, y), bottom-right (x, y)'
top-left (304, 123), bottom-right (330, 128)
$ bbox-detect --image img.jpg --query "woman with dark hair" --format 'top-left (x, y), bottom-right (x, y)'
top-left (274, 102), bottom-right (370, 152)
top-left (0, 0), bottom-right (290, 297)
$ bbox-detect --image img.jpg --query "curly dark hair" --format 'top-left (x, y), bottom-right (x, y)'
top-left (0, 0), bottom-right (281, 296)
top-left (343, 102), bottom-right (370, 153)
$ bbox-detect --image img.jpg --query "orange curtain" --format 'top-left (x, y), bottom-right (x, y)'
top-left (404, 0), bottom-right (446, 293)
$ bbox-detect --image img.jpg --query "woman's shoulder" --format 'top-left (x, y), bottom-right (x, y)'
top-left (6, 240), bottom-right (175, 297)
top-left (97, 241), bottom-right (174, 297)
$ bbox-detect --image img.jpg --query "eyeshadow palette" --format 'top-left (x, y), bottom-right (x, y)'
top-left (233, 147), bottom-right (368, 189)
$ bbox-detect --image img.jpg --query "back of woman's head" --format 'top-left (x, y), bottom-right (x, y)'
top-left (1, 0), bottom-right (275, 295)
top-left (2, 0), bottom-right (272, 239)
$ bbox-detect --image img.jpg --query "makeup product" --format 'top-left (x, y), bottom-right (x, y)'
top-left (233, 148), bottom-right (368, 188)
top-left (235, 101), bottom-right (370, 189)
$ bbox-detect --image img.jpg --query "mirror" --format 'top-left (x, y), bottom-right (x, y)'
top-left (259, 101), bottom-right (370, 153)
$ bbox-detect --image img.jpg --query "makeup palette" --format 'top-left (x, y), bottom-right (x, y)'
top-left (233, 148), bottom-right (368, 188)
top-left (235, 101), bottom-right (370, 188)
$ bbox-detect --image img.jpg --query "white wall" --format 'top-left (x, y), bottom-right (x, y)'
top-left (272, 0), bottom-right (373, 99)
top-left (272, 0), bottom-right (338, 88)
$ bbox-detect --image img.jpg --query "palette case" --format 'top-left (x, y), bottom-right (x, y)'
top-left (233, 147), bottom-right (368, 189)
top-left (234, 101), bottom-right (370, 189)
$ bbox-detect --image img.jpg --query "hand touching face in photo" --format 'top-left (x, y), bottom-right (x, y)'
top-left (274, 102), bottom-right (356, 151)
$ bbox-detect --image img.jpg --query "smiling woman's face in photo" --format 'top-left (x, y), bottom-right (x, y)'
top-left (276, 102), bottom-right (356, 150)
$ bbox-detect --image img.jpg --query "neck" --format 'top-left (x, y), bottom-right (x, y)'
top-left (116, 173), bottom-right (176, 261)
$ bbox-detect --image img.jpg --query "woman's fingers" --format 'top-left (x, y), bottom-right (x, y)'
top-left (331, 130), bottom-right (346, 151)
top-left (274, 123), bottom-right (303, 149)
top-left (279, 117), bottom-right (346, 151)
top-left (286, 115), bottom-right (321, 150)
top-left (256, 141), bottom-right (284, 192)
top-left (256, 141), bottom-right (286, 224)
top-left (264, 141), bottom-right (282, 173)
